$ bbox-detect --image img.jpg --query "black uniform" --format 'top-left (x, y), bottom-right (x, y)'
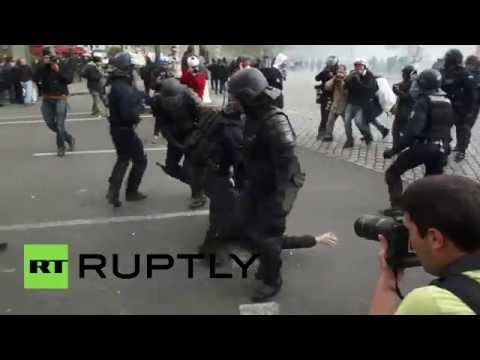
top-left (315, 67), bottom-right (336, 135)
top-left (151, 80), bottom-right (205, 201)
top-left (385, 91), bottom-right (453, 208)
top-left (441, 65), bottom-right (477, 155)
top-left (199, 109), bottom-right (316, 264)
top-left (392, 79), bottom-right (415, 148)
top-left (107, 71), bottom-right (147, 202)
top-left (260, 67), bottom-right (284, 108)
top-left (470, 69), bottom-right (480, 122)
top-left (239, 107), bottom-right (306, 289)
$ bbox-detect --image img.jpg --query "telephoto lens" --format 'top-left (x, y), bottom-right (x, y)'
top-left (354, 215), bottom-right (398, 241)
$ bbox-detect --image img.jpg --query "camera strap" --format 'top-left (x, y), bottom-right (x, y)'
top-left (430, 254), bottom-right (480, 314)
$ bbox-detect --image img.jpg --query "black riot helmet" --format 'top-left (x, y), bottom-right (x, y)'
top-left (465, 55), bottom-right (480, 72)
top-left (402, 64), bottom-right (417, 81)
top-left (444, 49), bottom-right (464, 68)
top-left (417, 69), bottom-right (442, 91)
top-left (228, 67), bottom-right (281, 107)
top-left (109, 52), bottom-right (133, 71)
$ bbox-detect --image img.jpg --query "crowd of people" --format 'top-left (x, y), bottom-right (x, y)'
top-left (0, 53), bottom-right (89, 107)
top-left (0, 56), bottom-right (37, 106)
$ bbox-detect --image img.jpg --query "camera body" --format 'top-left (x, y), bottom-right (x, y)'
top-left (354, 215), bottom-right (421, 269)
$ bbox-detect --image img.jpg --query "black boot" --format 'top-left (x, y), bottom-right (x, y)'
top-left (106, 186), bottom-right (122, 207)
top-left (57, 147), bottom-right (66, 157)
top-left (67, 137), bottom-right (76, 152)
top-left (125, 191), bottom-right (148, 202)
top-left (322, 135), bottom-right (333, 142)
top-left (0, 242), bottom-right (8, 252)
top-left (381, 127), bottom-right (390, 139)
top-left (343, 139), bottom-right (354, 149)
top-left (454, 152), bottom-right (465, 162)
top-left (251, 278), bottom-right (282, 303)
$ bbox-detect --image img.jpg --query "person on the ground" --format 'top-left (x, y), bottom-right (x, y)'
top-left (180, 56), bottom-right (207, 100)
top-left (81, 56), bottom-right (108, 117)
top-left (342, 59), bottom-right (379, 148)
top-left (381, 69), bottom-right (453, 216)
top-left (441, 49), bottom-right (478, 162)
top-left (106, 52), bottom-right (148, 207)
top-left (370, 175), bottom-right (480, 315)
top-left (315, 56), bottom-right (338, 139)
top-left (37, 48), bottom-right (76, 157)
top-left (228, 67), bottom-right (306, 302)
top-left (322, 64), bottom-right (348, 142)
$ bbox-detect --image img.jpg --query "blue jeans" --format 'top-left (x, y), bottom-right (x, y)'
top-left (41, 99), bottom-right (73, 149)
top-left (344, 103), bottom-right (372, 142)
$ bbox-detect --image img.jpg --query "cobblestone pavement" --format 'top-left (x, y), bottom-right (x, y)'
top-left (283, 70), bottom-right (480, 185)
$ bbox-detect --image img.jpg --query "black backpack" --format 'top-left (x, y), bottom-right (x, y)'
top-left (430, 254), bottom-right (480, 314)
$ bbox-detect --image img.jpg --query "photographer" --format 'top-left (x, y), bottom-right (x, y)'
top-left (369, 175), bottom-right (480, 315)
top-left (38, 48), bottom-right (76, 157)
top-left (343, 59), bottom-right (379, 148)
top-left (315, 55), bottom-right (338, 139)
top-left (381, 69), bottom-right (454, 217)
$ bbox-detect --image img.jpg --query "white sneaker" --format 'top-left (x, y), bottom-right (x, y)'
top-left (151, 136), bottom-right (159, 144)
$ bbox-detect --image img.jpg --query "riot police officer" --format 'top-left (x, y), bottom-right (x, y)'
top-left (151, 78), bottom-right (207, 209)
top-left (441, 49), bottom-right (477, 162)
top-left (315, 55), bottom-right (338, 139)
top-left (389, 65), bottom-right (417, 150)
top-left (228, 68), bottom-right (306, 302)
top-left (106, 52), bottom-right (148, 207)
top-left (381, 69), bottom-right (454, 216)
top-left (465, 54), bottom-right (480, 129)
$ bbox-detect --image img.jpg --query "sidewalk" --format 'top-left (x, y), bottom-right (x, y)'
top-left (283, 71), bottom-right (480, 186)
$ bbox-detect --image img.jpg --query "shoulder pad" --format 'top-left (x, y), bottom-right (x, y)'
top-left (428, 94), bottom-right (451, 104)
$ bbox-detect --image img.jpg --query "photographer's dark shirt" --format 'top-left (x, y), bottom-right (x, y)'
top-left (38, 62), bottom-right (74, 96)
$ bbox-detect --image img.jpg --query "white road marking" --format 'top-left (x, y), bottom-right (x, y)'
top-left (0, 209), bottom-right (209, 232)
top-left (239, 302), bottom-right (280, 315)
top-left (33, 147), bottom-right (166, 157)
top-left (0, 114), bottom-right (152, 126)
top-left (0, 111), bottom-right (91, 120)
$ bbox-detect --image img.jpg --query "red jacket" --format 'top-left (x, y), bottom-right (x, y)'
top-left (180, 71), bottom-right (206, 100)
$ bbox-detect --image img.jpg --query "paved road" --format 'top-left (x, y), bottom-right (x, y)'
top-left (0, 79), bottom-right (435, 315)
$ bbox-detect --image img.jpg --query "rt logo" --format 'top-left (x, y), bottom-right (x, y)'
top-left (24, 244), bottom-right (69, 289)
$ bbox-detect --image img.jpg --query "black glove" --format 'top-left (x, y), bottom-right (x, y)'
top-left (383, 149), bottom-right (395, 159)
